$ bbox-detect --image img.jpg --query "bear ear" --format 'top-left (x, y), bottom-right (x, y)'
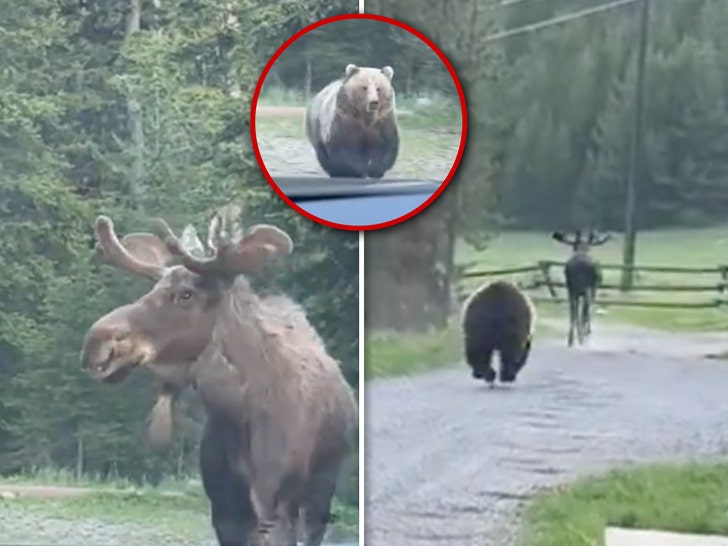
top-left (345, 64), bottom-right (360, 77)
top-left (381, 66), bottom-right (394, 80)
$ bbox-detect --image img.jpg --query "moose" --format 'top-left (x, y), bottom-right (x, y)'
top-left (81, 213), bottom-right (359, 546)
top-left (552, 228), bottom-right (611, 346)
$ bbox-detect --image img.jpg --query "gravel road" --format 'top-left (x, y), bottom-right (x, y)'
top-left (254, 108), bottom-right (460, 181)
top-left (365, 326), bottom-right (728, 546)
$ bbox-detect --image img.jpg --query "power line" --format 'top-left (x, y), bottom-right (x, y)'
top-left (485, 0), bottom-right (552, 10)
top-left (484, 0), bottom-right (640, 42)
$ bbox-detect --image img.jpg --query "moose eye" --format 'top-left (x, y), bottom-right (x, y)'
top-left (178, 290), bottom-right (193, 301)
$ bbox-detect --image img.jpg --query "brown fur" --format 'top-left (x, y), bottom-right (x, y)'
top-left (304, 64), bottom-right (400, 179)
top-left (81, 214), bottom-right (358, 546)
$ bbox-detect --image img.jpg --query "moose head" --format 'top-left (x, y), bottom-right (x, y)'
top-left (80, 212), bottom-right (293, 442)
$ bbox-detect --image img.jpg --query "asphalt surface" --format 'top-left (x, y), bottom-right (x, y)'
top-left (365, 326), bottom-right (728, 546)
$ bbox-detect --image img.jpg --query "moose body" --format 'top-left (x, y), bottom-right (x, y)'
top-left (461, 280), bottom-right (536, 386)
top-left (552, 229), bottom-right (611, 346)
top-left (81, 214), bottom-right (358, 546)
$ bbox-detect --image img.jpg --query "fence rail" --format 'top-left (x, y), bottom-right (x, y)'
top-left (457, 260), bottom-right (728, 309)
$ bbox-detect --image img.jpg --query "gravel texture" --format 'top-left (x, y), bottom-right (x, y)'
top-left (254, 114), bottom-right (460, 181)
top-left (365, 326), bottom-right (728, 546)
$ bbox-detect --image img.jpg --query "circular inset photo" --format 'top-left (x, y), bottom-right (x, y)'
top-left (251, 13), bottom-right (467, 231)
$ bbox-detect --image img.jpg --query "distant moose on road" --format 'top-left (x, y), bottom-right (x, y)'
top-left (552, 228), bottom-right (611, 346)
top-left (81, 212), bottom-right (358, 546)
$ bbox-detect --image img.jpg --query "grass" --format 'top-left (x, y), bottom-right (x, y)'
top-left (365, 321), bottom-right (462, 379)
top-left (457, 226), bottom-right (728, 334)
top-left (254, 86), bottom-right (462, 180)
top-left (365, 314), bottom-right (560, 380)
top-left (516, 460), bottom-right (728, 546)
top-left (366, 226), bottom-right (728, 380)
top-left (0, 467), bottom-right (358, 543)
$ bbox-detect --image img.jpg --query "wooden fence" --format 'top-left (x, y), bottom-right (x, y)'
top-left (457, 260), bottom-right (728, 309)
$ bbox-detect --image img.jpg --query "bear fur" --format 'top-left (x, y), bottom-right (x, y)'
top-left (461, 280), bottom-right (536, 386)
top-left (304, 63), bottom-right (400, 179)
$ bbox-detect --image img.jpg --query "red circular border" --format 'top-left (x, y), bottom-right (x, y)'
top-left (250, 13), bottom-right (468, 232)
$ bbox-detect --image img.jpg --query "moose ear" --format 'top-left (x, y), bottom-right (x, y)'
top-left (230, 224), bottom-right (293, 275)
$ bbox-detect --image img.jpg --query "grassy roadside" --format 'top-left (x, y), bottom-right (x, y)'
top-left (254, 86), bottom-right (462, 180)
top-left (366, 226), bottom-right (728, 380)
top-left (515, 460), bottom-right (728, 546)
top-left (0, 469), bottom-right (358, 544)
top-left (365, 313), bottom-right (560, 380)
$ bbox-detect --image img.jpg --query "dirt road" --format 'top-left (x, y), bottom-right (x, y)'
top-left (365, 327), bottom-right (728, 546)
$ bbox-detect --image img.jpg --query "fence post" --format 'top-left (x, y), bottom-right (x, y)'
top-left (719, 266), bottom-right (728, 304)
top-left (538, 260), bottom-right (558, 299)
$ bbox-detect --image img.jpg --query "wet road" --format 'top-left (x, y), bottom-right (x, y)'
top-left (365, 328), bottom-right (728, 546)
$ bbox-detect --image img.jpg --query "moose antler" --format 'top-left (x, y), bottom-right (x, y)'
top-left (95, 216), bottom-right (169, 280)
top-left (151, 216), bottom-right (293, 277)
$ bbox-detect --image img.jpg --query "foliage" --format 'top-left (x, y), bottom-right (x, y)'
top-left (0, 0), bottom-right (358, 519)
top-left (366, 0), bottom-right (728, 333)
top-left (516, 461), bottom-right (728, 546)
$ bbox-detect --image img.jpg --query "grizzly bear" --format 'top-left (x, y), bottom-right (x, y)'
top-left (461, 280), bottom-right (536, 386)
top-left (305, 63), bottom-right (400, 179)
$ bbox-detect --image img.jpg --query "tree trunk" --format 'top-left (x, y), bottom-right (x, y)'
top-left (126, 0), bottom-right (144, 206)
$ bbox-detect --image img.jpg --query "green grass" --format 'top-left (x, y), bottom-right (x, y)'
top-left (365, 321), bottom-right (462, 379)
top-left (366, 226), bottom-right (728, 380)
top-left (516, 460), bottom-right (728, 546)
top-left (365, 314), bottom-right (560, 380)
top-left (254, 86), bottom-right (462, 179)
top-left (0, 467), bottom-right (358, 542)
top-left (457, 226), bottom-right (728, 333)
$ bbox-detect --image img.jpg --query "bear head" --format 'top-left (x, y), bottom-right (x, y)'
top-left (341, 64), bottom-right (395, 117)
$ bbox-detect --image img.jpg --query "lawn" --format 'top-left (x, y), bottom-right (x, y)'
top-left (0, 468), bottom-right (358, 545)
top-left (366, 226), bottom-right (728, 380)
top-left (458, 227), bottom-right (728, 333)
top-left (253, 86), bottom-right (463, 180)
top-left (516, 460), bottom-right (728, 546)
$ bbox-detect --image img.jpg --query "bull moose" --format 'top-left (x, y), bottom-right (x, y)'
top-left (552, 229), bottom-right (611, 346)
top-left (80, 212), bottom-right (358, 546)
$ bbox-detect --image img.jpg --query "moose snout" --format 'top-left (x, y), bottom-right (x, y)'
top-left (80, 325), bottom-right (129, 371)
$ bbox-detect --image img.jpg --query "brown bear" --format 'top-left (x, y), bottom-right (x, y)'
top-left (305, 63), bottom-right (400, 179)
top-left (461, 280), bottom-right (537, 386)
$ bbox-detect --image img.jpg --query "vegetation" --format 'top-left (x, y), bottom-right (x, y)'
top-left (365, 0), bottom-right (728, 371)
top-left (253, 17), bottom-right (464, 182)
top-left (516, 460), bottom-right (728, 546)
top-left (459, 227), bottom-right (728, 333)
top-left (0, 471), bottom-right (357, 544)
top-left (0, 0), bottom-right (359, 539)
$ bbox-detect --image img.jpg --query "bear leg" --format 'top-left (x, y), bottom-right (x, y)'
top-left (499, 344), bottom-right (521, 383)
top-left (466, 342), bottom-right (495, 384)
top-left (324, 143), bottom-right (368, 178)
top-left (365, 127), bottom-right (399, 179)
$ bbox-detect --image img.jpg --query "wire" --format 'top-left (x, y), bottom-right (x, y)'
top-left (485, 0), bottom-right (553, 10)
top-left (484, 0), bottom-right (640, 42)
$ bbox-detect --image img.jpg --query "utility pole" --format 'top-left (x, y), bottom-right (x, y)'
top-left (621, 0), bottom-right (651, 291)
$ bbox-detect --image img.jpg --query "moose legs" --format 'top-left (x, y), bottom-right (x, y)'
top-left (249, 477), bottom-right (300, 546)
top-left (200, 422), bottom-right (259, 546)
top-left (567, 294), bottom-right (579, 347)
top-left (301, 461), bottom-right (341, 546)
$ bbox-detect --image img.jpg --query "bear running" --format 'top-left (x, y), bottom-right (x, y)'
top-left (461, 280), bottom-right (536, 386)
top-left (305, 63), bottom-right (400, 179)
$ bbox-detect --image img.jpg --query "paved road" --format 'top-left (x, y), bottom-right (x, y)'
top-left (365, 326), bottom-right (728, 546)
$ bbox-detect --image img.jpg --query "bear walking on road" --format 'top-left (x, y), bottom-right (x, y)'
top-left (461, 280), bottom-right (536, 386)
top-left (305, 64), bottom-right (400, 179)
